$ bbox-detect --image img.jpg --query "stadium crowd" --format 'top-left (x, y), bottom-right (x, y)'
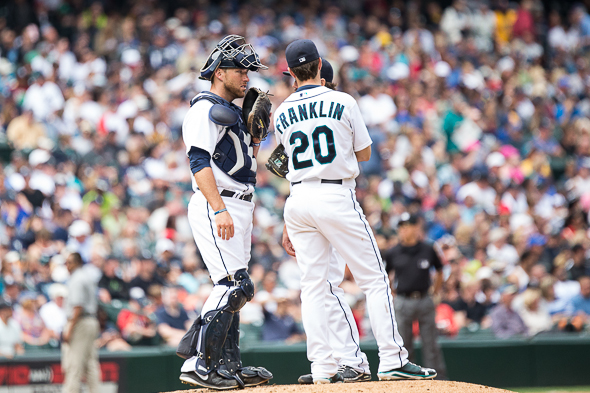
top-left (2, 0), bottom-right (590, 356)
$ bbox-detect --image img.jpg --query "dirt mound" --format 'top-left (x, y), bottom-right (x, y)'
top-left (166, 380), bottom-right (514, 393)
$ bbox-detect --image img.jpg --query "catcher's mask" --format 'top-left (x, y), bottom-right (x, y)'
top-left (200, 35), bottom-right (268, 81)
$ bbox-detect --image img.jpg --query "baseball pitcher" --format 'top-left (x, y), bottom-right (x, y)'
top-left (274, 39), bottom-right (437, 384)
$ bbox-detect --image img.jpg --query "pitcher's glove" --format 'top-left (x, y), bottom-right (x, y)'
top-left (242, 87), bottom-right (272, 141)
top-left (265, 144), bottom-right (289, 178)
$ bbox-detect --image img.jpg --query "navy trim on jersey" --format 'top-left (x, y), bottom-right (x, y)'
top-left (296, 84), bottom-right (321, 92)
top-left (188, 146), bottom-right (211, 174)
top-left (206, 201), bottom-right (229, 275)
top-left (284, 90), bottom-right (331, 103)
top-left (349, 189), bottom-right (404, 366)
top-left (327, 280), bottom-right (364, 369)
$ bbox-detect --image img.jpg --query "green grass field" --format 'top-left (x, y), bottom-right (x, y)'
top-left (511, 387), bottom-right (590, 393)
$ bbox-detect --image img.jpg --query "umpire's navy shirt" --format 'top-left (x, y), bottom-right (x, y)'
top-left (385, 241), bottom-right (443, 295)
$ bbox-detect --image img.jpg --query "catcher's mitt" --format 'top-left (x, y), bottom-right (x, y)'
top-left (265, 144), bottom-right (289, 178)
top-left (242, 87), bottom-right (272, 141)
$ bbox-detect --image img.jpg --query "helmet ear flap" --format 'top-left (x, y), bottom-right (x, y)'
top-left (200, 52), bottom-right (223, 81)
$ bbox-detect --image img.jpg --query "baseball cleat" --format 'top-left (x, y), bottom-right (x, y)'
top-left (338, 365), bottom-right (371, 382)
top-left (313, 372), bottom-right (344, 384)
top-left (179, 371), bottom-right (239, 390)
top-left (377, 362), bottom-right (437, 380)
top-left (299, 366), bottom-right (370, 384)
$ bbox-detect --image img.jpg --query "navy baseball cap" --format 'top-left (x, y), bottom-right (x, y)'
top-left (285, 39), bottom-right (320, 69)
top-left (283, 57), bottom-right (333, 82)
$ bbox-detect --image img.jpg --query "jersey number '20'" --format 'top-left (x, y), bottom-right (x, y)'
top-left (290, 126), bottom-right (336, 169)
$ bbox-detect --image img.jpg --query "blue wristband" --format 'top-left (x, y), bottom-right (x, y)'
top-left (214, 208), bottom-right (227, 215)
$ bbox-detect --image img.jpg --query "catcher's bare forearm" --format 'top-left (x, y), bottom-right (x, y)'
top-left (194, 168), bottom-right (225, 211)
top-left (252, 138), bottom-right (261, 158)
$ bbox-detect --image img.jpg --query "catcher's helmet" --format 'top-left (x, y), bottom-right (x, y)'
top-left (200, 35), bottom-right (267, 81)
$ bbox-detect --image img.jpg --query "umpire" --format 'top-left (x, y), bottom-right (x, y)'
top-left (62, 252), bottom-right (101, 393)
top-left (385, 212), bottom-right (447, 379)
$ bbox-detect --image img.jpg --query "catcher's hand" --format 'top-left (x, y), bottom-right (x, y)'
top-left (265, 144), bottom-right (289, 178)
top-left (242, 87), bottom-right (272, 141)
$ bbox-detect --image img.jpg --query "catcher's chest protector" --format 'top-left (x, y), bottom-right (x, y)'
top-left (191, 93), bottom-right (257, 185)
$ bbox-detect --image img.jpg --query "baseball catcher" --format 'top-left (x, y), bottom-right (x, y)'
top-left (176, 34), bottom-right (272, 390)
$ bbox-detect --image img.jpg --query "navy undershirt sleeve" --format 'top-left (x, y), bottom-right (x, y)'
top-left (188, 146), bottom-right (212, 174)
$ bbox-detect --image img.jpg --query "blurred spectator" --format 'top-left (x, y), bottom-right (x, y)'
top-left (97, 307), bottom-right (131, 352)
top-left (5, 110), bottom-right (46, 150)
top-left (66, 220), bottom-right (93, 264)
top-left (261, 293), bottom-right (304, 343)
top-left (518, 288), bottom-right (553, 336)
top-left (0, 301), bottom-right (24, 358)
top-left (13, 297), bottom-right (53, 348)
top-left (155, 286), bottom-right (189, 346)
top-left (486, 228), bottom-right (519, 273)
top-left (98, 257), bottom-right (129, 302)
top-left (568, 276), bottom-right (590, 322)
top-left (117, 296), bottom-right (158, 346)
top-left (567, 245), bottom-right (590, 281)
top-left (512, 0), bottom-right (535, 39)
top-left (490, 285), bottom-right (528, 338)
top-left (450, 280), bottom-right (490, 329)
top-left (130, 255), bottom-right (166, 294)
top-left (39, 284), bottom-right (68, 338)
top-left (440, 0), bottom-right (471, 45)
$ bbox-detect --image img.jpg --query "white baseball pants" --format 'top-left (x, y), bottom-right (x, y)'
top-left (186, 190), bottom-right (254, 284)
top-left (181, 190), bottom-right (253, 373)
top-left (285, 181), bottom-right (408, 379)
top-left (327, 248), bottom-right (370, 373)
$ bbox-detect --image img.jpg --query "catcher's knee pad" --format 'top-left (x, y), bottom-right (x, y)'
top-left (235, 269), bottom-right (255, 301)
top-left (195, 309), bottom-right (234, 374)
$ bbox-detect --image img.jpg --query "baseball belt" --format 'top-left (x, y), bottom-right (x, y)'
top-left (220, 189), bottom-right (253, 202)
top-left (291, 179), bottom-right (343, 186)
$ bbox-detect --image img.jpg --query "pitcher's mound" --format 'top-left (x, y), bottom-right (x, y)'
top-left (166, 380), bottom-right (513, 393)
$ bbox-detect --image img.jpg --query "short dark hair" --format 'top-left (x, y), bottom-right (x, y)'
top-left (291, 58), bottom-right (320, 82)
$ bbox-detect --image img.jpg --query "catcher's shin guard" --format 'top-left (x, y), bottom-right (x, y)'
top-left (195, 309), bottom-right (234, 375)
top-left (220, 312), bottom-right (242, 374)
top-left (221, 311), bottom-right (273, 387)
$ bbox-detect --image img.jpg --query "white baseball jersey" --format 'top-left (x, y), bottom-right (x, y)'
top-left (274, 86), bottom-right (372, 182)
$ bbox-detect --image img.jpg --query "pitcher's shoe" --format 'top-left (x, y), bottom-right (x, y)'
top-left (377, 362), bottom-right (437, 380)
top-left (299, 365), bottom-right (370, 384)
top-left (179, 371), bottom-right (239, 390)
top-left (338, 366), bottom-right (371, 382)
top-left (314, 372), bottom-right (344, 384)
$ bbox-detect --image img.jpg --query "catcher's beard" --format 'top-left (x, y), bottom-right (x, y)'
top-left (219, 70), bottom-right (247, 101)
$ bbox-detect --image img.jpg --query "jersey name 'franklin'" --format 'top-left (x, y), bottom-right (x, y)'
top-left (275, 101), bottom-right (345, 134)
